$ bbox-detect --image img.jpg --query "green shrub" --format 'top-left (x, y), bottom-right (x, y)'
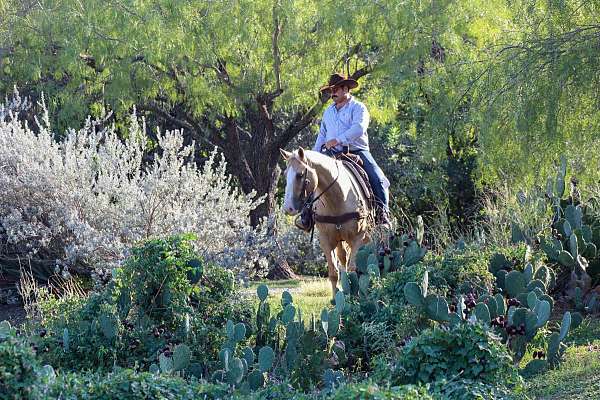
top-left (33, 234), bottom-right (253, 372)
top-left (380, 322), bottom-right (519, 386)
top-left (328, 382), bottom-right (432, 400)
top-left (332, 267), bottom-right (433, 371)
top-left (377, 264), bottom-right (449, 303)
top-left (0, 324), bottom-right (40, 400)
top-left (37, 368), bottom-right (229, 400)
top-left (424, 250), bottom-right (494, 295)
top-left (232, 382), bottom-right (313, 399)
top-left (117, 233), bottom-right (206, 327)
top-left (428, 378), bottom-right (526, 400)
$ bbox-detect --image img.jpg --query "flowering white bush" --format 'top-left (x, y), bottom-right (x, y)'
top-left (272, 208), bottom-right (326, 275)
top-left (0, 90), bottom-right (272, 280)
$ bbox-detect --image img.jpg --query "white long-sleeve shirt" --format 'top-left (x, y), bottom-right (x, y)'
top-left (313, 96), bottom-right (370, 152)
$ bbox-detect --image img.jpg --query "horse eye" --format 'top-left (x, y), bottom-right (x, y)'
top-left (295, 172), bottom-right (303, 180)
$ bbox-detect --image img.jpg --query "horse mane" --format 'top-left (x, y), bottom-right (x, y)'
top-left (291, 149), bottom-right (335, 167)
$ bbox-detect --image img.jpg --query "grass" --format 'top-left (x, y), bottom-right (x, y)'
top-left (524, 317), bottom-right (600, 400)
top-left (246, 276), bottom-right (333, 324)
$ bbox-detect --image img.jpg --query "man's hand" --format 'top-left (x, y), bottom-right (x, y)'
top-left (325, 138), bottom-right (340, 149)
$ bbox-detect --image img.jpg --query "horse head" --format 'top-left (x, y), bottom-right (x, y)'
top-left (280, 147), bottom-right (319, 215)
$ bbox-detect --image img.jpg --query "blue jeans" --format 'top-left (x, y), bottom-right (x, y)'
top-left (351, 150), bottom-right (389, 213)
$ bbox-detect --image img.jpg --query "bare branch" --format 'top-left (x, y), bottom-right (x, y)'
top-left (275, 100), bottom-right (325, 151)
top-left (349, 64), bottom-right (373, 81)
top-left (224, 118), bottom-right (257, 189)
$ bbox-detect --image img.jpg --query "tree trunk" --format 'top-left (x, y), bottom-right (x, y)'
top-left (218, 105), bottom-right (298, 279)
top-left (445, 126), bottom-right (480, 235)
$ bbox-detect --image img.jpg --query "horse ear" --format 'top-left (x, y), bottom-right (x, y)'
top-left (298, 147), bottom-right (305, 161)
top-left (280, 148), bottom-right (292, 160)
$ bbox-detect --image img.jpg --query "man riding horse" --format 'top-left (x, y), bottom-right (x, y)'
top-left (280, 74), bottom-right (392, 298)
top-left (314, 73), bottom-right (391, 226)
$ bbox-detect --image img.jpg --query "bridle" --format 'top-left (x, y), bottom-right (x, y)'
top-left (294, 161), bottom-right (340, 240)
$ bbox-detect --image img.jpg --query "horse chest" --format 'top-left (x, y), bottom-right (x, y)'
top-left (316, 220), bottom-right (359, 241)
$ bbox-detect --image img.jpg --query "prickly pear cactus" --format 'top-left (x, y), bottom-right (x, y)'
top-left (99, 314), bottom-right (118, 340)
top-left (172, 344), bottom-right (191, 372)
top-left (258, 346), bottom-right (275, 373)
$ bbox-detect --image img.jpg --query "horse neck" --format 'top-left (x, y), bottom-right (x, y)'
top-left (307, 152), bottom-right (355, 211)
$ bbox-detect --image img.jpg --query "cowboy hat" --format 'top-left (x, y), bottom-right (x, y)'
top-left (319, 73), bottom-right (359, 92)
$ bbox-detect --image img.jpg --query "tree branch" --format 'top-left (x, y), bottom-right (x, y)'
top-left (275, 100), bottom-right (325, 151)
top-left (138, 101), bottom-right (223, 149)
top-left (224, 118), bottom-right (257, 189)
top-left (349, 64), bottom-right (373, 81)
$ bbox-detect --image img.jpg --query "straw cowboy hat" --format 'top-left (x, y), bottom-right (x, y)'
top-left (319, 73), bottom-right (359, 92)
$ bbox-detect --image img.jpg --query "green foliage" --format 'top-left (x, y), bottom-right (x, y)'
top-left (116, 234), bottom-right (203, 326)
top-left (477, 3), bottom-right (600, 189)
top-left (0, 322), bottom-right (41, 400)
top-left (354, 226), bottom-right (428, 285)
top-left (383, 323), bottom-right (519, 386)
top-left (327, 382), bottom-right (432, 400)
top-left (31, 234), bottom-right (250, 372)
top-left (427, 378), bottom-right (525, 400)
top-left (37, 369), bottom-right (230, 400)
top-left (426, 248), bottom-right (498, 295)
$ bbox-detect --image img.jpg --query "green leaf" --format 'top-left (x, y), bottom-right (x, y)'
top-left (404, 282), bottom-right (425, 308)
top-left (281, 290), bottom-right (293, 307)
top-left (425, 295), bottom-right (449, 322)
top-left (172, 344), bottom-right (191, 371)
top-left (569, 233), bottom-right (578, 258)
top-left (559, 311), bottom-right (571, 341)
top-left (335, 290), bottom-right (346, 314)
top-left (340, 271), bottom-right (351, 294)
top-left (256, 284), bottom-right (269, 302)
top-left (327, 309), bottom-right (341, 336)
top-left (521, 359), bottom-right (548, 378)
top-left (557, 250), bottom-right (575, 267)
top-left (258, 346), bottom-right (274, 373)
top-left (505, 271), bottom-right (526, 298)
top-left (320, 308), bottom-right (329, 334)
top-left (281, 304), bottom-right (296, 325)
top-left (226, 320), bottom-right (234, 339)
top-left (99, 314), bottom-right (117, 340)
top-left (527, 291), bottom-right (538, 309)
top-left (159, 353), bottom-right (173, 373)
top-left (242, 347), bottom-right (255, 366)
top-left (474, 303), bottom-right (490, 324)
top-left (547, 332), bottom-right (561, 361)
top-left (248, 370), bottom-right (265, 390)
top-left (226, 358), bottom-right (244, 385)
top-left (535, 300), bottom-right (551, 328)
top-left (494, 294), bottom-right (505, 316)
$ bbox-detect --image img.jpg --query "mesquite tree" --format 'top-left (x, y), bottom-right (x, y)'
top-left (0, 0), bottom-right (414, 226)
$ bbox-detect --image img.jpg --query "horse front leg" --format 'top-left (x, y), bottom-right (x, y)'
top-left (335, 242), bottom-right (348, 272)
top-left (320, 236), bottom-right (339, 299)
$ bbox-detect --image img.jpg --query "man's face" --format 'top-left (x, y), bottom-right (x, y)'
top-left (330, 85), bottom-right (349, 103)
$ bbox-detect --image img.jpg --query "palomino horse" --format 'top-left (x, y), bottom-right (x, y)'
top-left (280, 147), bottom-right (372, 298)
